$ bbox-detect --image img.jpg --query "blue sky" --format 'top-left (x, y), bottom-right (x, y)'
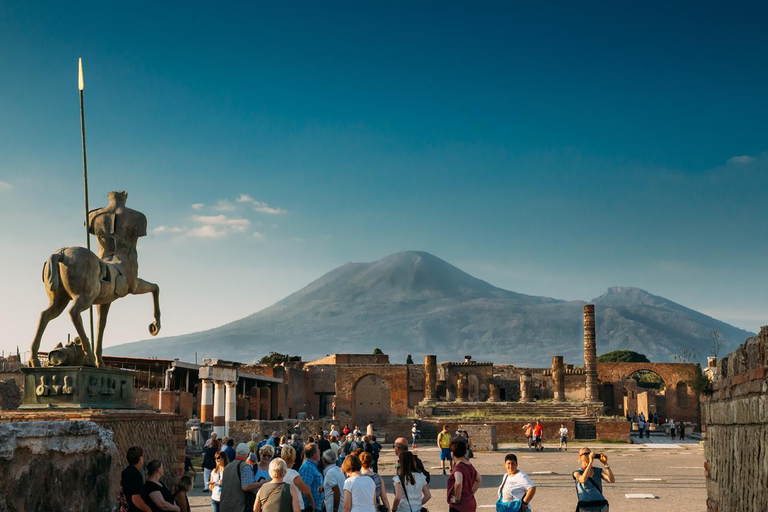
top-left (1, 1), bottom-right (766, 359)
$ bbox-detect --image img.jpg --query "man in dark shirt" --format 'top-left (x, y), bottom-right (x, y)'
top-left (121, 446), bottom-right (151, 512)
top-left (393, 437), bottom-right (430, 483)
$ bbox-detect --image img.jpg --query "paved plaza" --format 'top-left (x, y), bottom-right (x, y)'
top-left (186, 438), bottom-right (706, 512)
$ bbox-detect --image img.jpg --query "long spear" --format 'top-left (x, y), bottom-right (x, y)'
top-left (78, 58), bottom-right (95, 353)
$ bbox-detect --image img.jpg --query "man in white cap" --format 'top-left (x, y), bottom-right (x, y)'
top-left (220, 443), bottom-right (259, 512)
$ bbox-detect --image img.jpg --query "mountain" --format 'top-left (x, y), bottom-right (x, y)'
top-left (106, 251), bottom-right (755, 366)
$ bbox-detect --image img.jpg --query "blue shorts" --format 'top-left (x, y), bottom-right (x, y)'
top-left (440, 448), bottom-right (452, 461)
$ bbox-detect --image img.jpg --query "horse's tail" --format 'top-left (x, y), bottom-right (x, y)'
top-left (43, 250), bottom-right (65, 292)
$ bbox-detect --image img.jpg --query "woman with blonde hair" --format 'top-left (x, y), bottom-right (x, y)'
top-left (280, 445), bottom-right (316, 512)
top-left (209, 451), bottom-right (229, 512)
top-left (254, 458), bottom-right (300, 512)
top-left (359, 451), bottom-right (390, 512)
top-left (172, 475), bottom-right (193, 512)
top-left (256, 445), bottom-right (276, 484)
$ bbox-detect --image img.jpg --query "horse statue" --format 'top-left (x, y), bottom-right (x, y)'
top-left (29, 191), bottom-right (161, 368)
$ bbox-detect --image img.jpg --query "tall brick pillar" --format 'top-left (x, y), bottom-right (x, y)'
top-left (213, 380), bottom-right (226, 437)
top-left (584, 304), bottom-right (599, 402)
top-left (456, 373), bottom-right (468, 402)
top-left (552, 356), bottom-right (565, 402)
top-left (519, 373), bottom-right (532, 402)
top-left (424, 355), bottom-right (437, 401)
top-left (201, 379), bottom-right (214, 423)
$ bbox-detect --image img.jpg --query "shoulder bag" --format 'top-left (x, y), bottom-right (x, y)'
top-left (495, 474), bottom-right (523, 512)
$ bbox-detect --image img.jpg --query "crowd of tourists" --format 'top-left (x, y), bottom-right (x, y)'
top-left (120, 422), bottom-right (615, 512)
top-left (627, 411), bottom-right (687, 440)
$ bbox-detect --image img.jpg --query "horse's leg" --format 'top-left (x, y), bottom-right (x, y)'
top-left (28, 290), bottom-right (70, 367)
top-left (133, 278), bottom-right (161, 336)
top-left (69, 296), bottom-right (96, 367)
top-left (95, 303), bottom-right (111, 368)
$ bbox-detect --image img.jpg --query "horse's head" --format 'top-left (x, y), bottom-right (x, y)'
top-left (107, 190), bottom-right (128, 205)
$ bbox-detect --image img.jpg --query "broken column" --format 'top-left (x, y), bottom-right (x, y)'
top-left (552, 356), bottom-right (565, 402)
top-left (424, 355), bottom-right (437, 401)
top-left (519, 373), bottom-right (532, 402)
top-left (456, 373), bottom-right (469, 402)
top-left (487, 383), bottom-right (500, 402)
top-left (584, 304), bottom-right (599, 402)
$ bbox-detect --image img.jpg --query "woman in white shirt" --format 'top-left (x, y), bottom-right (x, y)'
top-left (341, 455), bottom-right (376, 512)
top-left (208, 451), bottom-right (228, 512)
top-left (392, 452), bottom-right (431, 512)
top-left (498, 453), bottom-right (536, 511)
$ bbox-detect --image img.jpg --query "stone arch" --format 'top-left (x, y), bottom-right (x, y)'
top-left (334, 365), bottom-right (409, 423)
top-left (352, 374), bottom-right (391, 424)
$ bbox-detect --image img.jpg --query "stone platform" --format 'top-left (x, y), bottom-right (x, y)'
top-left (20, 366), bottom-right (135, 409)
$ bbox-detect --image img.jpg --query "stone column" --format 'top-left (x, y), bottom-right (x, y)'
top-left (264, 385), bottom-right (273, 419)
top-left (584, 304), bottom-right (599, 402)
top-left (519, 373), bottom-right (532, 402)
top-left (487, 383), bottom-right (500, 402)
top-left (552, 356), bottom-right (565, 402)
top-left (456, 373), bottom-right (468, 402)
top-left (225, 381), bottom-right (238, 437)
top-left (213, 381), bottom-right (226, 437)
top-left (424, 355), bottom-right (437, 401)
top-left (200, 379), bottom-right (214, 423)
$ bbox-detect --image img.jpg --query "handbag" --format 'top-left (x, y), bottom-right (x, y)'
top-left (495, 474), bottom-right (524, 512)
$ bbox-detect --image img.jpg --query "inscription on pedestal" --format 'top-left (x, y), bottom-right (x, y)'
top-left (21, 367), bottom-right (135, 409)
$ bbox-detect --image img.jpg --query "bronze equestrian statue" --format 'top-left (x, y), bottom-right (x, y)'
top-left (29, 191), bottom-right (161, 368)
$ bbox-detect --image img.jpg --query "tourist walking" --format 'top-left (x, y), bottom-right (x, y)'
top-left (392, 451), bottom-right (431, 512)
top-left (411, 423), bottom-right (420, 448)
top-left (366, 421), bottom-right (374, 438)
top-left (209, 452), bottom-right (229, 512)
top-left (340, 454), bottom-right (376, 512)
top-left (203, 437), bottom-right (222, 494)
top-left (459, 430), bottom-right (473, 458)
top-left (299, 443), bottom-right (325, 512)
top-left (370, 436), bottom-right (382, 473)
top-left (321, 449), bottom-right (346, 512)
top-left (638, 418), bottom-right (644, 439)
top-left (144, 460), bottom-right (180, 512)
top-left (172, 476), bottom-right (193, 512)
top-left (281, 445), bottom-right (316, 512)
top-left (254, 458), bottom-right (301, 512)
top-left (120, 446), bottom-right (152, 512)
top-left (523, 424), bottom-right (533, 450)
top-left (437, 424), bottom-right (454, 474)
top-left (679, 422), bottom-right (685, 440)
top-left (573, 447), bottom-right (615, 512)
top-left (360, 451), bottom-right (390, 512)
top-left (559, 424), bottom-right (568, 451)
top-left (497, 453), bottom-right (536, 511)
top-left (533, 421), bottom-right (543, 451)
top-left (224, 438), bottom-right (237, 462)
top-left (220, 443), bottom-right (259, 512)
top-left (447, 438), bottom-right (481, 512)
top-left (644, 419), bottom-right (651, 439)
top-left (669, 419), bottom-right (676, 438)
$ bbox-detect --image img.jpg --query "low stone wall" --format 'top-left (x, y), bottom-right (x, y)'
top-left (703, 326), bottom-right (768, 512)
top-left (228, 419), bottom-right (335, 445)
top-left (595, 418), bottom-right (631, 442)
top-left (457, 424), bottom-right (497, 451)
top-left (0, 409), bottom-right (186, 506)
top-left (0, 420), bottom-right (117, 511)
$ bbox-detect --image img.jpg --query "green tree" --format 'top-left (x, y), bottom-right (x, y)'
top-left (373, 348), bottom-right (383, 355)
top-left (596, 350), bottom-right (650, 363)
top-left (259, 351), bottom-right (291, 367)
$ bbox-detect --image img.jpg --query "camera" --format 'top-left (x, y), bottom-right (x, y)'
top-left (592, 453), bottom-right (603, 460)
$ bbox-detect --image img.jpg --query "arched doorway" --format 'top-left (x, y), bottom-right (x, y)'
top-left (624, 370), bottom-right (666, 420)
top-left (353, 374), bottom-right (391, 424)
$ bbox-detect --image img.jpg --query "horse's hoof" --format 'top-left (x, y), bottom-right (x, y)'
top-left (149, 321), bottom-right (160, 336)
top-left (96, 357), bottom-right (106, 368)
top-left (83, 355), bottom-right (96, 367)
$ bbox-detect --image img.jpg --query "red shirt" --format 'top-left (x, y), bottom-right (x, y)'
top-left (534, 425), bottom-right (543, 436)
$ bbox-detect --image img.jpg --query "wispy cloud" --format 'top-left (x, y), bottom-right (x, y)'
top-left (188, 225), bottom-right (228, 238)
top-left (0, 181), bottom-right (12, 190)
top-left (237, 193), bottom-right (288, 215)
top-left (252, 232), bottom-right (265, 240)
top-left (727, 155), bottom-right (756, 165)
top-left (152, 226), bottom-right (184, 234)
top-left (192, 214), bottom-right (250, 232)
top-left (191, 203), bottom-right (205, 210)
top-left (213, 199), bottom-right (237, 212)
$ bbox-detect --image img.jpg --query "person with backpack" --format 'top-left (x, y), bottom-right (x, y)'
top-left (392, 451), bottom-right (431, 512)
top-left (573, 447), bottom-right (614, 512)
top-left (220, 443), bottom-right (260, 512)
top-left (447, 439), bottom-right (481, 512)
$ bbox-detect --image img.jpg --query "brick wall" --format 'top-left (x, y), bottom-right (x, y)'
top-left (595, 419), bottom-right (631, 442)
top-left (702, 326), bottom-right (768, 512)
top-left (0, 409), bottom-right (186, 506)
top-left (457, 424), bottom-right (497, 451)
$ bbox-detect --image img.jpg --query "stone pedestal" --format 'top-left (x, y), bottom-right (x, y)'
top-left (20, 366), bottom-right (135, 409)
top-left (552, 356), bottom-right (565, 402)
top-left (519, 373), bottom-right (533, 402)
